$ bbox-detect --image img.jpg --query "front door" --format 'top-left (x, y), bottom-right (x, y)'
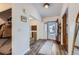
top-left (47, 21), bottom-right (58, 40)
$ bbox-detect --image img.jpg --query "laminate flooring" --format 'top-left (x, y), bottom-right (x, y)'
top-left (0, 39), bottom-right (11, 55)
top-left (25, 39), bottom-right (66, 55)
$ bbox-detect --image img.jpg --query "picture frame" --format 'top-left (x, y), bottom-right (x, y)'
top-left (21, 15), bottom-right (27, 22)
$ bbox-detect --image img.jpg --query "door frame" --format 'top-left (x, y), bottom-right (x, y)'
top-left (62, 11), bottom-right (68, 52)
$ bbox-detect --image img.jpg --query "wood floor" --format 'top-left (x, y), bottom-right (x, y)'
top-left (25, 39), bottom-right (67, 55)
top-left (0, 39), bottom-right (12, 55)
top-left (73, 46), bottom-right (79, 55)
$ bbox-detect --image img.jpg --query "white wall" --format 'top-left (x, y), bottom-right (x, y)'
top-left (29, 16), bottom-right (60, 40)
top-left (75, 18), bottom-right (79, 47)
top-left (28, 4), bottom-right (41, 21)
top-left (60, 4), bottom-right (68, 17)
top-left (67, 4), bottom-right (79, 54)
top-left (43, 16), bottom-right (60, 23)
top-left (30, 19), bottom-right (44, 40)
top-left (43, 23), bottom-right (47, 39)
top-left (75, 30), bottom-right (79, 46)
top-left (43, 16), bottom-right (60, 39)
top-left (12, 4), bottom-right (41, 55)
top-left (60, 4), bottom-right (79, 54)
top-left (12, 4), bottom-right (30, 55)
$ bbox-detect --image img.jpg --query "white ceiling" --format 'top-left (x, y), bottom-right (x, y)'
top-left (32, 3), bottom-right (63, 17)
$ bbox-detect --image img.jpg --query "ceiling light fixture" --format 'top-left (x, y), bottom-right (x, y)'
top-left (43, 3), bottom-right (50, 8)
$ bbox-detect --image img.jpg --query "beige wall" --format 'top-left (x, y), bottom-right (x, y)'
top-left (0, 3), bottom-right (11, 12)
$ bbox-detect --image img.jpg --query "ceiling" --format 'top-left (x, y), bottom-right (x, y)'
top-left (32, 3), bottom-right (63, 18)
top-left (0, 3), bottom-right (12, 12)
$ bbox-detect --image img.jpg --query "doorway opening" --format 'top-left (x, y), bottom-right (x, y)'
top-left (30, 25), bottom-right (37, 45)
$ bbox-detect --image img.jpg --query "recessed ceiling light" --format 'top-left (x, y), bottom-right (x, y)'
top-left (43, 3), bottom-right (50, 8)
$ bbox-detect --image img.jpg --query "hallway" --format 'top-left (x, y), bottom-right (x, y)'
top-left (12, 3), bottom-right (79, 55)
top-left (26, 40), bottom-right (66, 55)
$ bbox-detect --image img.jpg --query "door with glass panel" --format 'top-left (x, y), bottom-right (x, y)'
top-left (47, 21), bottom-right (58, 40)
